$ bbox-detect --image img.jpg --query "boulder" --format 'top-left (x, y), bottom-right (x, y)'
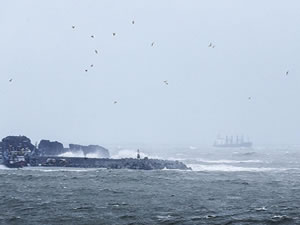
top-left (1, 136), bottom-right (35, 152)
top-left (38, 140), bottom-right (64, 156)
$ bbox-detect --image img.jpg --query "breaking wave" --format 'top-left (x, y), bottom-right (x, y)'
top-left (192, 159), bottom-right (263, 164)
top-left (0, 165), bottom-right (9, 170)
top-left (188, 164), bottom-right (297, 172)
top-left (112, 149), bottom-right (157, 159)
top-left (58, 151), bottom-right (104, 158)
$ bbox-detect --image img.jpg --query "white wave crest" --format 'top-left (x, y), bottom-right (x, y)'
top-left (188, 164), bottom-right (286, 172)
top-left (0, 165), bottom-right (9, 170)
top-left (112, 149), bottom-right (152, 159)
top-left (194, 159), bottom-right (263, 164)
top-left (23, 167), bottom-right (101, 172)
top-left (59, 151), bottom-right (104, 158)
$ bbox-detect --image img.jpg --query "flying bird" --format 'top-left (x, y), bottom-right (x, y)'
top-left (91, 35), bottom-right (94, 38)
top-left (112, 33), bottom-right (116, 36)
top-left (113, 101), bottom-right (118, 104)
top-left (132, 20), bottom-right (135, 24)
top-left (286, 70), bottom-right (289, 76)
top-left (95, 50), bottom-right (98, 54)
top-left (72, 25), bottom-right (75, 29)
top-left (90, 64), bottom-right (94, 67)
top-left (208, 43), bottom-right (215, 48)
top-left (85, 69), bottom-right (88, 72)
top-left (151, 42), bottom-right (155, 47)
top-left (164, 80), bottom-right (168, 85)
top-left (9, 79), bottom-right (13, 82)
top-left (248, 97), bottom-right (251, 100)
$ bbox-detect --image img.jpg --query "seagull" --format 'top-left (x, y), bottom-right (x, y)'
top-left (112, 33), bottom-right (116, 36)
top-left (164, 80), bottom-right (168, 85)
top-left (95, 50), bottom-right (98, 54)
top-left (91, 35), bottom-right (94, 38)
top-left (9, 79), bottom-right (13, 82)
top-left (72, 25), bottom-right (75, 29)
top-left (151, 42), bottom-right (155, 47)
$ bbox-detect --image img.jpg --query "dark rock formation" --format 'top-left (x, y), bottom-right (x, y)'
top-left (69, 144), bottom-right (110, 158)
top-left (1, 136), bottom-right (35, 167)
top-left (1, 136), bottom-right (35, 152)
top-left (38, 140), bottom-right (64, 156)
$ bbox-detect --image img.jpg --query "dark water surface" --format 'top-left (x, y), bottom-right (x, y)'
top-left (1, 148), bottom-right (300, 225)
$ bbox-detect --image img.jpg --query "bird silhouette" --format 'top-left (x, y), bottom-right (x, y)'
top-left (112, 33), bottom-right (116, 36)
top-left (114, 101), bottom-right (118, 104)
top-left (9, 79), bottom-right (13, 82)
top-left (151, 42), bottom-right (155, 47)
top-left (91, 35), bottom-right (94, 38)
top-left (95, 50), bottom-right (98, 54)
top-left (72, 25), bottom-right (75, 29)
top-left (164, 80), bottom-right (168, 85)
top-left (286, 71), bottom-right (289, 76)
top-left (208, 43), bottom-right (212, 47)
top-left (248, 97), bottom-right (251, 100)
top-left (90, 64), bottom-right (94, 67)
top-left (85, 69), bottom-right (88, 72)
top-left (132, 20), bottom-right (135, 24)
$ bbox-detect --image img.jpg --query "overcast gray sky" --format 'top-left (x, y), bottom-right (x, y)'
top-left (1, 0), bottom-right (300, 146)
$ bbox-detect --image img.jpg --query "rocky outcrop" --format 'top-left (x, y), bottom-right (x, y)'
top-left (69, 144), bottom-right (110, 158)
top-left (0, 135), bottom-right (190, 170)
top-left (38, 140), bottom-right (64, 156)
top-left (1, 136), bottom-right (35, 167)
top-left (1, 136), bottom-right (35, 152)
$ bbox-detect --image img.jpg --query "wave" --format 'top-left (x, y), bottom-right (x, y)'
top-left (0, 165), bottom-right (9, 170)
top-left (58, 151), bottom-right (104, 158)
top-left (22, 167), bottom-right (101, 172)
top-left (111, 149), bottom-right (160, 159)
top-left (192, 159), bottom-right (263, 164)
top-left (187, 164), bottom-right (296, 172)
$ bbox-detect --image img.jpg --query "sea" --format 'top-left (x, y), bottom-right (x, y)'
top-left (1, 146), bottom-right (300, 225)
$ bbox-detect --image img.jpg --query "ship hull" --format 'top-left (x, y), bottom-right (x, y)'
top-left (213, 143), bottom-right (252, 148)
top-left (4, 161), bottom-right (26, 168)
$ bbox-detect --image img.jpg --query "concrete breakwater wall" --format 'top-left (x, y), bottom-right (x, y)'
top-left (29, 156), bottom-right (191, 170)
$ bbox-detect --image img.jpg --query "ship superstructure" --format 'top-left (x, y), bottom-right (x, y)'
top-left (213, 135), bottom-right (252, 148)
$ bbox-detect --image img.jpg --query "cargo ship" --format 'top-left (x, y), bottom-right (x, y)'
top-left (213, 135), bottom-right (253, 148)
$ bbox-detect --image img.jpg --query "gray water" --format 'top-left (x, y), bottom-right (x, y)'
top-left (1, 147), bottom-right (300, 225)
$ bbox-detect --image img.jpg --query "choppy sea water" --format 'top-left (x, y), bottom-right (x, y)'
top-left (1, 147), bottom-right (300, 225)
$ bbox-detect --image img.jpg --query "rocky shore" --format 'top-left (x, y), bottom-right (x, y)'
top-left (0, 136), bottom-right (190, 170)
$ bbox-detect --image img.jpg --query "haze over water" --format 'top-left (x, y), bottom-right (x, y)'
top-left (1, 1), bottom-right (300, 146)
top-left (1, 1), bottom-right (300, 224)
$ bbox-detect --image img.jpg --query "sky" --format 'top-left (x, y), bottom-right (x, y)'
top-left (1, 0), bottom-right (300, 146)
